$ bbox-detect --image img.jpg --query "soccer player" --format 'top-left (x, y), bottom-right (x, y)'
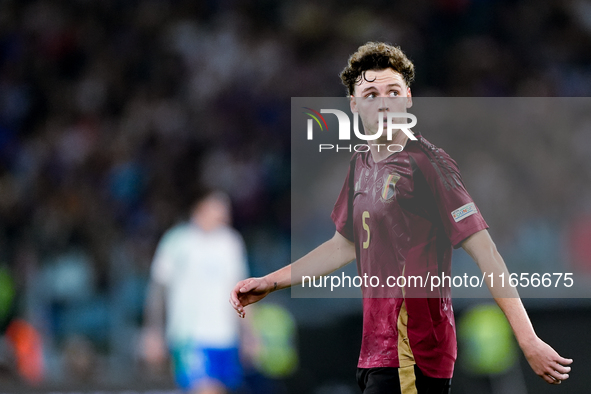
top-left (144, 190), bottom-right (248, 394)
top-left (229, 42), bottom-right (572, 393)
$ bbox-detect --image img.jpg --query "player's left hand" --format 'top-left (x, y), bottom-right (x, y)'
top-left (521, 336), bottom-right (572, 384)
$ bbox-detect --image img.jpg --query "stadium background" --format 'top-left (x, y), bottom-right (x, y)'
top-left (0, 0), bottom-right (590, 393)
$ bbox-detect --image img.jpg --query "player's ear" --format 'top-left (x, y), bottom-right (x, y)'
top-left (406, 87), bottom-right (412, 109)
top-left (350, 95), bottom-right (358, 113)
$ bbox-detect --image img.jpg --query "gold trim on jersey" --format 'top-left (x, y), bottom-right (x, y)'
top-left (397, 300), bottom-right (415, 368)
top-left (398, 364), bottom-right (418, 394)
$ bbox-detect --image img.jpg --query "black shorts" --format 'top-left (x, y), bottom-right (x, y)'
top-left (356, 365), bottom-right (451, 394)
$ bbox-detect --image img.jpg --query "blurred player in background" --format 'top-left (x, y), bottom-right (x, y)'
top-left (144, 190), bottom-right (248, 394)
top-left (230, 42), bottom-right (572, 394)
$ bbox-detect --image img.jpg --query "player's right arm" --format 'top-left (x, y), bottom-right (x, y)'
top-left (141, 228), bottom-right (177, 366)
top-left (142, 281), bottom-right (168, 365)
top-left (229, 230), bottom-right (355, 317)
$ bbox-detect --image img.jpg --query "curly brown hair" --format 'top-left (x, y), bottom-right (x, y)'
top-left (340, 42), bottom-right (415, 96)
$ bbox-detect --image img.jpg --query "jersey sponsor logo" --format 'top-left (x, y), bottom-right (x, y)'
top-left (451, 202), bottom-right (477, 222)
top-left (381, 173), bottom-right (401, 201)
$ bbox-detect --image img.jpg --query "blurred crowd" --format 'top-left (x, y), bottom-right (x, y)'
top-left (0, 0), bottom-right (591, 388)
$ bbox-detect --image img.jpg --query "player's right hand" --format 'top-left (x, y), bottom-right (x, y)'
top-left (140, 326), bottom-right (167, 367)
top-left (229, 277), bottom-right (273, 318)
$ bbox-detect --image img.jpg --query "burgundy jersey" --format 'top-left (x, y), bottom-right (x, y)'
top-left (331, 132), bottom-right (488, 379)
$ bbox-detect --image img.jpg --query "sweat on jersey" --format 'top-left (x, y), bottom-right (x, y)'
top-left (331, 132), bottom-right (488, 379)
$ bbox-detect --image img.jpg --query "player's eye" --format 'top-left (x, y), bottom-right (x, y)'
top-left (365, 93), bottom-right (376, 99)
top-left (389, 91), bottom-right (399, 97)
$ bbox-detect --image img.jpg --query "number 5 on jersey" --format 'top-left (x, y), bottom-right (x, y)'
top-left (362, 211), bottom-right (370, 249)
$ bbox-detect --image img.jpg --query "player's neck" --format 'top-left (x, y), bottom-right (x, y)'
top-left (193, 217), bottom-right (225, 232)
top-left (369, 129), bottom-right (411, 162)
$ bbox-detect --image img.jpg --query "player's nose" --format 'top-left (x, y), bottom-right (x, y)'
top-left (378, 96), bottom-right (389, 112)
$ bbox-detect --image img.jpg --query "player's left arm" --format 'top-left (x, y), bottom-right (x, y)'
top-left (462, 229), bottom-right (573, 385)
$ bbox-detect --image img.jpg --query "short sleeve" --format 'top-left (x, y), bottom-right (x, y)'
top-left (150, 228), bottom-right (178, 286)
top-left (330, 157), bottom-right (356, 242)
top-left (415, 148), bottom-right (488, 248)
